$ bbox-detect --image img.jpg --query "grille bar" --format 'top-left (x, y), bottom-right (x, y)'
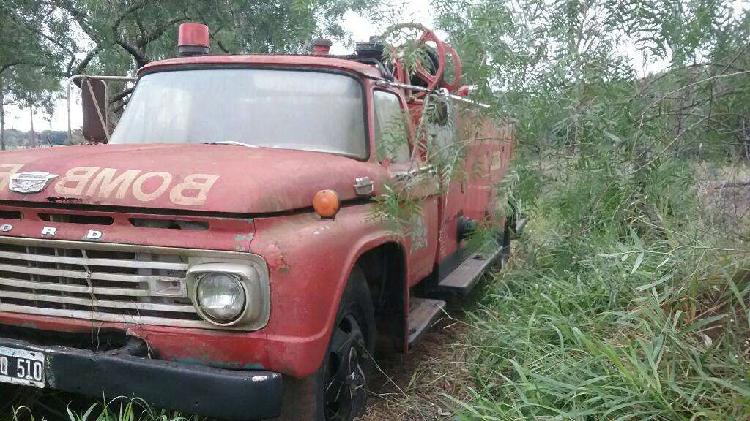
top-left (0, 290), bottom-right (196, 313)
top-left (0, 277), bottom-right (178, 297)
top-left (0, 236), bottom-right (246, 330)
top-left (0, 303), bottom-right (208, 329)
top-left (0, 249), bottom-right (188, 270)
top-left (0, 263), bottom-right (184, 284)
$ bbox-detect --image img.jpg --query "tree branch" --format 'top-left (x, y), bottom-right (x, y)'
top-left (71, 44), bottom-right (102, 76)
top-left (137, 16), bottom-right (189, 49)
top-left (111, 0), bottom-right (149, 31)
top-left (115, 39), bottom-right (147, 68)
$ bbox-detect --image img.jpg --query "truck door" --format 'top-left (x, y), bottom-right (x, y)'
top-left (373, 89), bottom-right (439, 286)
top-left (427, 95), bottom-right (466, 274)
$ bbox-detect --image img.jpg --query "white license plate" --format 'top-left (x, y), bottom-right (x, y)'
top-left (0, 346), bottom-right (46, 388)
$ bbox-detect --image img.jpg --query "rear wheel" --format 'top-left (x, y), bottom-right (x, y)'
top-left (500, 222), bottom-right (511, 268)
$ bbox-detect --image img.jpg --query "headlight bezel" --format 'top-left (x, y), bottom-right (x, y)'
top-left (186, 256), bottom-right (270, 329)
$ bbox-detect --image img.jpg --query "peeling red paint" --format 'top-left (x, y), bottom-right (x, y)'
top-left (265, 242), bottom-right (290, 272)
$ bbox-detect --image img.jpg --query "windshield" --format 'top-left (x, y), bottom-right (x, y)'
top-left (110, 68), bottom-right (367, 158)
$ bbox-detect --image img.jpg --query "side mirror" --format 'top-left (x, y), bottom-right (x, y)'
top-left (69, 75), bottom-right (136, 145)
top-left (79, 78), bottom-right (109, 143)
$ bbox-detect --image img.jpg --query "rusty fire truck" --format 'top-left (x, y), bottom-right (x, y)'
top-left (0, 23), bottom-right (515, 420)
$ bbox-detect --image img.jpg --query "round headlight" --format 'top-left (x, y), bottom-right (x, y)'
top-left (196, 273), bottom-right (246, 324)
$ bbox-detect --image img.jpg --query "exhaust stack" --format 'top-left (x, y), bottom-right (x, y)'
top-left (311, 39), bottom-right (332, 56)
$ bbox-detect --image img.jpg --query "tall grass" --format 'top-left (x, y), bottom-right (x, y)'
top-left (456, 148), bottom-right (750, 419)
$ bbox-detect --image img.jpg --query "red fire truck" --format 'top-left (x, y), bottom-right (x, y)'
top-left (0, 23), bottom-right (515, 420)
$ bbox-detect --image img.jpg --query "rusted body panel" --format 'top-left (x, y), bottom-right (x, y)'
top-left (463, 112), bottom-right (515, 222)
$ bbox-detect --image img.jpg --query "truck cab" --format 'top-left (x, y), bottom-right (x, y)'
top-left (0, 23), bottom-right (514, 420)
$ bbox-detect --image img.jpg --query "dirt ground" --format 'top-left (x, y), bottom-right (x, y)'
top-left (362, 303), bottom-right (475, 421)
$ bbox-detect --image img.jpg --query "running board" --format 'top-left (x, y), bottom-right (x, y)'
top-left (437, 246), bottom-right (502, 295)
top-left (407, 297), bottom-right (446, 346)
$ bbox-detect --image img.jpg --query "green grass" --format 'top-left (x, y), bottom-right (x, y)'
top-left (2, 395), bottom-right (197, 421)
top-left (454, 152), bottom-right (750, 420)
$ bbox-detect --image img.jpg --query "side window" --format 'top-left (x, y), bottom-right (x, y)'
top-left (374, 91), bottom-right (410, 163)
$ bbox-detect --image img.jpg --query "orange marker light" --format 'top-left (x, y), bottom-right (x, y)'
top-left (313, 190), bottom-right (340, 218)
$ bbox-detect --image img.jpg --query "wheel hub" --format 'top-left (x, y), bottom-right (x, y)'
top-left (325, 315), bottom-right (368, 420)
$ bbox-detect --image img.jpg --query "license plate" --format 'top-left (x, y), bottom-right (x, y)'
top-left (0, 346), bottom-right (45, 388)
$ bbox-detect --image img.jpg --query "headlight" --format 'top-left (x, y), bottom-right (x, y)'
top-left (196, 273), bottom-right (246, 323)
top-left (186, 259), bottom-right (270, 329)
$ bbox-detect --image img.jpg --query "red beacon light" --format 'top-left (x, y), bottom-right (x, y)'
top-left (178, 23), bottom-right (210, 56)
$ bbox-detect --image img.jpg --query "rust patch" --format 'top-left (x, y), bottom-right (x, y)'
top-left (234, 233), bottom-right (254, 252)
top-left (265, 242), bottom-right (290, 272)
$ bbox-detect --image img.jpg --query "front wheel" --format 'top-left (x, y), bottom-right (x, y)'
top-left (324, 312), bottom-right (369, 420)
top-left (279, 268), bottom-right (375, 421)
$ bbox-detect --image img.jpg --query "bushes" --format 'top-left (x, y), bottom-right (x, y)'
top-left (458, 149), bottom-right (750, 419)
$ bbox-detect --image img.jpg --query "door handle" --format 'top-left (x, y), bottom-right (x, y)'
top-left (392, 165), bottom-right (436, 181)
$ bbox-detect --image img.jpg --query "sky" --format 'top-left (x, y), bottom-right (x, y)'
top-left (4, 0), bottom-right (747, 132)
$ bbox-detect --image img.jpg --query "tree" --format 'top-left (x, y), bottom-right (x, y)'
top-left (49, 0), bottom-right (372, 76)
top-left (0, 0), bottom-right (70, 150)
top-left (0, 0), bottom-right (372, 148)
top-left (433, 0), bottom-right (744, 155)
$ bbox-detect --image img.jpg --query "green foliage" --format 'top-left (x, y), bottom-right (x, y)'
top-left (454, 150), bottom-right (750, 419)
top-left (0, 0), bottom-right (70, 148)
top-left (434, 0), bottom-right (750, 419)
top-left (0, 0), bottom-right (374, 144)
top-left (4, 397), bottom-right (200, 421)
top-left (48, 0), bottom-right (373, 75)
top-left (381, 23), bottom-right (436, 78)
top-left (375, 108), bottom-right (411, 163)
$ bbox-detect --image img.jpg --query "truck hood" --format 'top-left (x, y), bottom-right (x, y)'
top-left (0, 144), bottom-right (382, 214)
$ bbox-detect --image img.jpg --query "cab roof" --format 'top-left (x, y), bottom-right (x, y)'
top-left (140, 54), bottom-right (385, 79)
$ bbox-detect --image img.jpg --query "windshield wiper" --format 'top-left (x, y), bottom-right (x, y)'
top-left (203, 141), bottom-right (259, 148)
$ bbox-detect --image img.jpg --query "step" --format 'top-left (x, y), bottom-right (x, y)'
top-left (437, 246), bottom-right (502, 295)
top-left (407, 297), bottom-right (446, 346)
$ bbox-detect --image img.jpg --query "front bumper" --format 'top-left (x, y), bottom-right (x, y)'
top-left (0, 337), bottom-right (283, 420)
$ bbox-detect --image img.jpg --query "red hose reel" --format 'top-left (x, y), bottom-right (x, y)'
top-left (387, 25), bottom-right (463, 96)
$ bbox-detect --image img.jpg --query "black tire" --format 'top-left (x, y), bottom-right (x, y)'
top-left (279, 267), bottom-right (375, 421)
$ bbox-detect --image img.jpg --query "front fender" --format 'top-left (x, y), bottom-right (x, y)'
top-left (247, 203), bottom-right (407, 377)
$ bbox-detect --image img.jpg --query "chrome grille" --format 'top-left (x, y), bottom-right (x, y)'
top-left (0, 236), bottom-right (226, 329)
